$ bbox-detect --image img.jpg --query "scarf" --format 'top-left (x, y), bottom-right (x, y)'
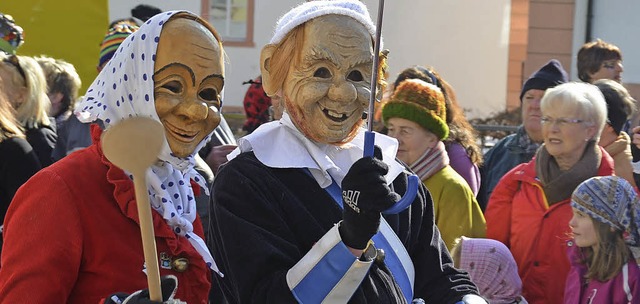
top-left (459, 237), bottom-right (527, 304)
top-left (515, 126), bottom-right (540, 154)
top-left (535, 140), bottom-right (601, 206)
top-left (74, 11), bottom-right (220, 275)
top-left (410, 141), bottom-right (449, 181)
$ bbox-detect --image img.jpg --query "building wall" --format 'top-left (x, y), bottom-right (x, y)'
top-left (506, 0), bottom-right (529, 111)
top-left (507, 0), bottom-right (575, 113)
top-left (365, 0), bottom-right (511, 119)
top-left (526, 0), bottom-right (574, 76)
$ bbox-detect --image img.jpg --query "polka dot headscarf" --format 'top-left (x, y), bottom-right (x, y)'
top-left (75, 10), bottom-right (221, 276)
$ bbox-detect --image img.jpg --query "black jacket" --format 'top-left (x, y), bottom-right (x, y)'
top-left (209, 152), bottom-right (479, 303)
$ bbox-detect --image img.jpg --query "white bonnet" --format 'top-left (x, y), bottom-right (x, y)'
top-left (269, 0), bottom-right (378, 45)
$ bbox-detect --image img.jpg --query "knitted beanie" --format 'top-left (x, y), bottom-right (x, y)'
top-left (98, 20), bottom-right (139, 68)
top-left (269, 0), bottom-right (377, 45)
top-left (382, 79), bottom-right (449, 140)
top-left (0, 13), bottom-right (24, 55)
top-left (571, 176), bottom-right (640, 259)
top-left (520, 59), bottom-right (568, 101)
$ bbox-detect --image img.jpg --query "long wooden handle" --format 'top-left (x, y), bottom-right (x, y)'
top-left (133, 171), bottom-right (162, 301)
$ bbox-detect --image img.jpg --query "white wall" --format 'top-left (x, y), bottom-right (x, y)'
top-left (362, 0), bottom-right (511, 119)
top-left (591, 0), bottom-right (640, 84)
top-left (108, 0), bottom-right (510, 119)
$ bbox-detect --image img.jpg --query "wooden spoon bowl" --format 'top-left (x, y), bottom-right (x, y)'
top-left (102, 117), bottom-right (165, 301)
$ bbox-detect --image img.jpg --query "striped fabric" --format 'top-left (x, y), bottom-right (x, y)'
top-left (410, 141), bottom-right (449, 181)
top-left (287, 225), bottom-right (373, 303)
top-left (99, 34), bottom-right (129, 59)
top-left (285, 176), bottom-right (415, 303)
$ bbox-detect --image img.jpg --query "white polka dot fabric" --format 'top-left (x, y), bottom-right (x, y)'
top-left (75, 10), bottom-right (221, 275)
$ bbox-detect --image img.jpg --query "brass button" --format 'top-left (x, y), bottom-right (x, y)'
top-left (171, 257), bottom-right (189, 272)
top-left (375, 248), bottom-right (385, 264)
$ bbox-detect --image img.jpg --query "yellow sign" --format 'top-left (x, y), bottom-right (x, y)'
top-left (3, 0), bottom-right (109, 95)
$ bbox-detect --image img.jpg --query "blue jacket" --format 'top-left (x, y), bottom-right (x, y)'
top-left (478, 126), bottom-right (538, 210)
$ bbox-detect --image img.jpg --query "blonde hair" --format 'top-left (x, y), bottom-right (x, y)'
top-left (580, 219), bottom-right (630, 281)
top-left (0, 53), bottom-right (51, 129)
top-left (540, 82), bottom-right (607, 142)
top-left (0, 90), bottom-right (24, 141)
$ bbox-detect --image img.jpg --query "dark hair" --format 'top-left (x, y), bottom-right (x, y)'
top-left (108, 17), bottom-right (138, 29)
top-left (577, 39), bottom-right (622, 83)
top-left (392, 66), bottom-right (482, 165)
top-left (35, 56), bottom-right (81, 117)
top-left (594, 79), bottom-right (636, 134)
top-left (131, 4), bottom-right (162, 22)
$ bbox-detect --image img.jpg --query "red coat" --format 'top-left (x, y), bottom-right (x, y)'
top-left (0, 127), bottom-right (211, 303)
top-left (485, 147), bottom-right (614, 304)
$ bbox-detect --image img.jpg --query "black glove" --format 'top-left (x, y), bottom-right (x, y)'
top-left (103, 275), bottom-right (184, 304)
top-left (340, 147), bottom-right (400, 249)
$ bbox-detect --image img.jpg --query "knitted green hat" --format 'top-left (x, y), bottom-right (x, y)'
top-left (382, 79), bottom-right (448, 140)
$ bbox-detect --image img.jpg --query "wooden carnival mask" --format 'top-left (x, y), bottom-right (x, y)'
top-left (154, 17), bottom-right (224, 158)
top-left (261, 14), bottom-right (373, 145)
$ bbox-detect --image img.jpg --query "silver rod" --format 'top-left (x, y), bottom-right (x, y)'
top-left (367, 0), bottom-right (385, 132)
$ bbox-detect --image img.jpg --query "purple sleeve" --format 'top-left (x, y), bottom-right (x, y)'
top-left (446, 142), bottom-right (480, 196)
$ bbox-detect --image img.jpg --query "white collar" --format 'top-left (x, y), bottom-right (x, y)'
top-left (228, 113), bottom-right (404, 188)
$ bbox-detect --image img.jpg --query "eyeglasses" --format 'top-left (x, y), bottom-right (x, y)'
top-left (3, 54), bottom-right (26, 81)
top-left (540, 116), bottom-right (584, 127)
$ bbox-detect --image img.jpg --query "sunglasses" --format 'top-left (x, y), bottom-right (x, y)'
top-left (3, 54), bottom-right (26, 82)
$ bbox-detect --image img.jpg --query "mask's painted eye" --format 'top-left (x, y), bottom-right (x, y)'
top-left (313, 67), bottom-right (331, 79)
top-left (199, 88), bottom-right (218, 102)
top-left (347, 70), bottom-right (364, 82)
top-left (162, 81), bottom-right (182, 94)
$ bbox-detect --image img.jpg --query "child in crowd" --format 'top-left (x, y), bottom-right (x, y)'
top-left (566, 176), bottom-right (640, 303)
top-left (451, 237), bottom-right (528, 304)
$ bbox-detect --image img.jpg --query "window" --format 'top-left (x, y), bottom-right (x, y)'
top-left (201, 0), bottom-right (254, 47)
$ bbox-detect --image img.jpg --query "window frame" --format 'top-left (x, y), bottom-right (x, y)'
top-left (200, 0), bottom-right (255, 47)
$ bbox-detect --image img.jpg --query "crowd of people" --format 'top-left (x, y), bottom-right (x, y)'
top-left (0, 1), bottom-right (638, 303)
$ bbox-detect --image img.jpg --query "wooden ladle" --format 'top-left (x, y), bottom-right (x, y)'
top-left (102, 117), bottom-right (165, 301)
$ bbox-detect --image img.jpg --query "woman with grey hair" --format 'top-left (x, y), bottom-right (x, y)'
top-left (486, 82), bottom-right (613, 304)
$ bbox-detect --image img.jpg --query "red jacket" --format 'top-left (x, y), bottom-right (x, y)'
top-left (485, 147), bottom-right (614, 304)
top-left (0, 127), bottom-right (211, 303)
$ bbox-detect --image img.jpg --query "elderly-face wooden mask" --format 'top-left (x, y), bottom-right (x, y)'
top-left (271, 15), bottom-right (373, 144)
top-left (154, 17), bottom-right (224, 158)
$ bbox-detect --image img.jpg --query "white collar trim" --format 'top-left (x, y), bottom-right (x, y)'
top-left (228, 113), bottom-right (404, 188)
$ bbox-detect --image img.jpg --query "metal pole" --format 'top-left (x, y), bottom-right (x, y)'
top-left (367, 0), bottom-right (385, 133)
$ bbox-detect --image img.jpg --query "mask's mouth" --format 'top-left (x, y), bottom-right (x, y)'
top-left (164, 121), bottom-right (200, 143)
top-left (321, 106), bottom-right (355, 123)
